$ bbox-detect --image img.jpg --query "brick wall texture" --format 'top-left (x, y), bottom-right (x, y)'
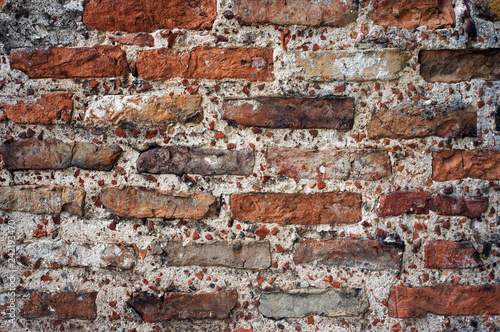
top-left (0, 0), bottom-right (500, 331)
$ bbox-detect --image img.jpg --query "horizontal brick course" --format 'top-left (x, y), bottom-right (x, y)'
top-left (0, 94), bottom-right (73, 124)
top-left (18, 292), bottom-right (97, 320)
top-left (432, 149), bottom-right (500, 181)
top-left (424, 241), bottom-right (482, 269)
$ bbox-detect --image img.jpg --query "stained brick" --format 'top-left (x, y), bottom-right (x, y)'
top-left (267, 148), bottom-right (391, 180)
top-left (137, 47), bottom-right (273, 81)
top-left (100, 186), bottom-right (218, 219)
top-left (0, 94), bottom-right (73, 124)
top-left (377, 192), bottom-right (432, 217)
top-left (17, 241), bottom-right (137, 270)
top-left (231, 192), bottom-right (362, 224)
top-left (293, 49), bottom-right (408, 81)
top-left (424, 241), bottom-right (482, 269)
top-left (388, 285), bottom-right (500, 317)
top-left (419, 49), bottom-right (500, 83)
top-left (1, 140), bottom-right (122, 171)
top-left (127, 291), bottom-right (237, 322)
top-left (17, 292), bottom-right (97, 320)
top-left (432, 150), bottom-right (500, 181)
top-left (233, 0), bottom-right (358, 27)
top-left (163, 241), bottom-right (271, 269)
top-left (85, 95), bottom-right (203, 126)
top-left (293, 239), bottom-right (404, 270)
top-left (367, 104), bottom-right (477, 139)
top-left (10, 46), bottom-right (128, 79)
top-left (222, 97), bottom-right (354, 130)
top-left (83, 0), bottom-right (216, 32)
top-left (0, 186), bottom-right (85, 216)
top-left (259, 289), bottom-right (368, 319)
top-left (472, 0), bottom-right (500, 21)
top-left (429, 194), bottom-right (489, 218)
top-left (370, 0), bottom-right (455, 29)
top-left (137, 146), bottom-right (254, 175)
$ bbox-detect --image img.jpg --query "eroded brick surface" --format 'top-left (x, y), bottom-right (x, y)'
top-left (0, 94), bottom-right (73, 124)
top-left (424, 241), bottom-right (482, 269)
top-left (432, 150), bottom-right (500, 181)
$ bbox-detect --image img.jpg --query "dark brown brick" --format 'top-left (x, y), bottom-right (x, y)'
top-left (0, 186), bottom-right (85, 216)
top-left (231, 192), bottom-right (362, 224)
top-left (83, 0), bottom-right (216, 32)
top-left (424, 241), bottom-right (482, 269)
top-left (222, 97), bottom-right (354, 130)
top-left (127, 291), bottom-right (237, 322)
top-left (163, 241), bottom-right (271, 269)
top-left (100, 186), bottom-right (218, 219)
top-left (137, 146), bottom-right (254, 175)
top-left (367, 104), bottom-right (477, 139)
top-left (432, 150), bottom-right (500, 181)
top-left (419, 49), bottom-right (500, 83)
top-left (137, 47), bottom-right (273, 81)
top-left (233, 0), bottom-right (358, 27)
top-left (377, 192), bottom-right (432, 217)
top-left (430, 194), bottom-right (488, 218)
top-left (10, 46), bottom-right (128, 79)
top-left (1, 140), bottom-right (122, 171)
top-left (19, 292), bottom-right (97, 320)
top-left (389, 285), bottom-right (500, 317)
top-left (0, 94), bottom-right (73, 124)
top-left (370, 0), bottom-right (455, 29)
top-left (293, 238), bottom-right (404, 270)
top-left (267, 148), bottom-right (391, 180)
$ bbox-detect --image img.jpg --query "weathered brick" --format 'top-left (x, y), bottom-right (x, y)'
top-left (108, 33), bottom-right (155, 47)
top-left (259, 289), bottom-right (368, 319)
top-left (0, 186), bottom-right (85, 216)
top-left (137, 47), bottom-right (273, 81)
top-left (222, 97), bottom-right (354, 130)
top-left (83, 0), bottom-right (216, 32)
top-left (429, 194), bottom-right (489, 218)
top-left (370, 0), bottom-right (455, 29)
top-left (163, 241), bottom-right (271, 269)
top-left (293, 49), bottom-right (408, 81)
top-left (85, 95), bottom-right (203, 126)
top-left (233, 0), bottom-right (358, 27)
top-left (231, 192), bottom-right (362, 224)
top-left (419, 49), bottom-right (500, 83)
top-left (0, 94), bottom-right (73, 124)
top-left (472, 0), bottom-right (500, 21)
top-left (18, 292), bottom-right (97, 320)
top-left (100, 186), bottom-right (218, 219)
top-left (127, 291), bottom-right (237, 322)
top-left (378, 191), bottom-right (488, 218)
top-left (388, 285), bottom-right (500, 318)
top-left (267, 148), bottom-right (391, 180)
top-left (294, 238), bottom-right (403, 270)
top-left (17, 241), bottom-right (137, 270)
top-left (1, 140), bottom-right (122, 171)
top-left (137, 146), bottom-right (254, 175)
top-left (432, 150), bottom-right (500, 181)
top-left (425, 241), bottom-right (482, 269)
top-left (367, 104), bottom-right (477, 139)
top-left (377, 192), bottom-right (432, 217)
top-left (10, 46), bottom-right (128, 79)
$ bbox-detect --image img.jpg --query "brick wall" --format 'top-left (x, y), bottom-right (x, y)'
top-left (0, 0), bottom-right (499, 331)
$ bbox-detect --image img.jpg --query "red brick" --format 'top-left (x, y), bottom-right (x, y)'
top-left (222, 97), bottom-right (354, 130)
top-left (19, 292), bottom-right (97, 320)
top-left (377, 192), bottom-right (432, 217)
top-left (432, 150), bottom-right (500, 181)
top-left (293, 238), bottom-right (404, 270)
top-left (100, 186), bottom-right (218, 219)
top-left (10, 46), bottom-right (128, 79)
top-left (233, 0), bottom-right (358, 27)
top-left (367, 104), bottom-right (477, 139)
top-left (430, 194), bottom-right (488, 218)
top-left (419, 49), bottom-right (500, 83)
top-left (231, 192), bottom-right (362, 224)
top-left (0, 94), bottom-right (73, 124)
top-left (1, 140), bottom-right (122, 171)
top-left (108, 33), bottom-right (155, 47)
top-left (83, 0), bottom-right (216, 32)
top-left (388, 285), bottom-right (500, 317)
top-left (267, 148), bottom-right (391, 180)
top-left (370, 0), bottom-right (455, 29)
top-left (136, 47), bottom-right (273, 81)
top-left (424, 241), bottom-right (482, 269)
top-left (127, 291), bottom-right (237, 322)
